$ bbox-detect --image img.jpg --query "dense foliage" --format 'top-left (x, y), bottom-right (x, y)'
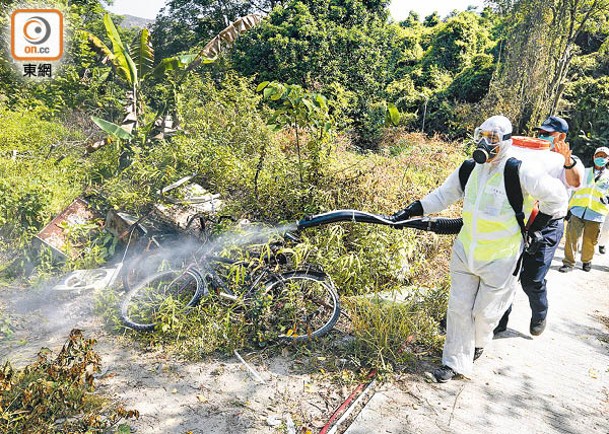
top-left (2, 0), bottom-right (609, 393)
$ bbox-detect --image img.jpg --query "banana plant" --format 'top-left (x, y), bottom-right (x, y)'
top-left (84, 13), bottom-right (262, 161)
top-left (186, 14), bottom-right (262, 72)
top-left (84, 14), bottom-right (198, 149)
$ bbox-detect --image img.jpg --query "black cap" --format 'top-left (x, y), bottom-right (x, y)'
top-left (535, 116), bottom-right (569, 133)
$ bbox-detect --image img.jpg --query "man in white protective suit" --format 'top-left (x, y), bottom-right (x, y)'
top-left (389, 116), bottom-right (568, 382)
top-left (494, 116), bottom-right (584, 337)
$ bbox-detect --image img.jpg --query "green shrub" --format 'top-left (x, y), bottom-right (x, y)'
top-left (345, 292), bottom-right (446, 368)
top-left (0, 119), bottom-right (85, 237)
top-left (446, 53), bottom-right (495, 103)
top-left (0, 108), bottom-right (74, 153)
top-left (0, 109), bottom-right (92, 275)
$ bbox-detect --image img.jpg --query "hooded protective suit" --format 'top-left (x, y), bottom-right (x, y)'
top-left (419, 116), bottom-right (568, 376)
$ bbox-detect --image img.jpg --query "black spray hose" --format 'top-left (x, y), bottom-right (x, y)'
top-left (296, 209), bottom-right (463, 235)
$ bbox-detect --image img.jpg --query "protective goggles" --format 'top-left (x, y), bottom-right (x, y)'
top-left (473, 128), bottom-right (512, 145)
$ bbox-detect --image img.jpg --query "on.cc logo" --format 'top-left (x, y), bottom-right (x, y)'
top-left (11, 9), bottom-right (63, 61)
top-left (23, 16), bottom-right (52, 45)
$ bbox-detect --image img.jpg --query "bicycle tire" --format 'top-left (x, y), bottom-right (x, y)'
top-left (122, 248), bottom-right (193, 291)
top-left (120, 269), bottom-right (206, 331)
top-left (262, 270), bottom-right (340, 341)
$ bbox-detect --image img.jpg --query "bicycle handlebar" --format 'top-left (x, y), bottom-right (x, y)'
top-left (296, 209), bottom-right (463, 235)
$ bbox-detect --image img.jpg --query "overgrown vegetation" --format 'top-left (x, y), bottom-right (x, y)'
top-left (2, 0), bottom-right (609, 416)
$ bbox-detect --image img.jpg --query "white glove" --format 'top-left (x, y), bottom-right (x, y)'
top-left (601, 196), bottom-right (609, 205)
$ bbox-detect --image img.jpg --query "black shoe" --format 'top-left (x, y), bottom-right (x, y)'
top-left (530, 318), bottom-right (546, 336)
top-left (582, 262), bottom-right (592, 272)
top-left (600, 246), bottom-right (606, 254)
top-left (433, 365), bottom-right (457, 383)
top-left (493, 324), bottom-right (507, 335)
top-left (473, 347), bottom-right (484, 361)
top-left (559, 265), bottom-right (573, 273)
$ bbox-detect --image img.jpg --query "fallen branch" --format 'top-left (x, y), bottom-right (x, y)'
top-left (448, 384), bottom-right (466, 426)
top-left (234, 350), bottom-right (266, 384)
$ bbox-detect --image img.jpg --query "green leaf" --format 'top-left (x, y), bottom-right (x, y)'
top-left (386, 102), bottom-right (400, 126)
top-left (130, 28), bottom-right (154, 79)
top-left (117, 424), bottom-right (131, 434)
top-left (256, 81), bottom-right (270, 92)
top-left (81, 31), bottom-right (113, 61)
top-left (150, 54), bottom-right (196, 79)
top-left (315, 94), bottom-right (328, 109)
top-left (91, 116), bottom-right (133, 140)
top-left (302, 98), bottom-right (314, 112)
top-left (270, 89), bottom-right (283, 101)
top-left (103, 14), bottom-right (137, 85)
top-left (263, 87), bottom-right (275, 100)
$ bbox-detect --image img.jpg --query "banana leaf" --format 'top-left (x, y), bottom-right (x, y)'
top-left (150, 54), bottom-right (197, 79)
top-left (91, 116), bottom-right (133, 140)
top-left (187, 14), bottom-right (263, 72)
top-left (130, 28), bottom-right (154, 79)
top-left (103, 14), bottom-right (137, 85)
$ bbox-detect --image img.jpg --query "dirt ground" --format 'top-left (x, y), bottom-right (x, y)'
top-left (1, 242), bottom-right (608, 434)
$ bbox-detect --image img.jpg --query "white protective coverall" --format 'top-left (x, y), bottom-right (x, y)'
top-left (510, 145), bottom-right (584, 217)
top-left (419, 116), bottom-right (568, 377)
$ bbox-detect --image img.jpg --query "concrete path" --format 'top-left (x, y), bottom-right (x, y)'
top-left (346, 245), bottom-right (609, 434)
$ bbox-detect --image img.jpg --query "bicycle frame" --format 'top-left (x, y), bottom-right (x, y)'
top-left (188, 252), bottom-right (281, 303)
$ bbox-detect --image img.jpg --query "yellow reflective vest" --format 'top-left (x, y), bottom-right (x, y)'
top-left (459, 167), bottom-right (522, 263)
top-left (568, 168), bottom-right (609, 217)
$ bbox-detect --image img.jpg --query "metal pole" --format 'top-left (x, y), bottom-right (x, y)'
top-left (421, 94), bottom-right (429, 133)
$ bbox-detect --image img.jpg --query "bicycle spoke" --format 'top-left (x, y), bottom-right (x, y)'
top-left (261, 272), bottom-right (340, 341)
top-left (121, 270), bottom-right (204, 331)
top-left (124, 250), bottom-right (190, 291)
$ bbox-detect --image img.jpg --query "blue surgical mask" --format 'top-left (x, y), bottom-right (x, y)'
top-left (539, 135), bottom-right (556, 149)
top-left (594, 157), bottom-right (607, 167)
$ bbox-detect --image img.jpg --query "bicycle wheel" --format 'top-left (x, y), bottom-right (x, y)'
top-left (122, 248), bottom-right (194, 291)
top-left (262, 271), bottom-right (340, 341)
top-left (120, 269), bottom-right (206, 331)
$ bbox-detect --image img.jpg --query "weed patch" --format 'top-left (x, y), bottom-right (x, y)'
top-left (0, 329), bottom-right (138, 433)
top-left (343, 293), bottom-right (445, 370)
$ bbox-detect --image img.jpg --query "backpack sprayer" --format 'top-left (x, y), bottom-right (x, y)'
top-left (295, 209), bottom-right (463, 234)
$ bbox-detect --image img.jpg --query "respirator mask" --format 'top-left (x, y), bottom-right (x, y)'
top-left (472, 128), bottom-right (512, 164)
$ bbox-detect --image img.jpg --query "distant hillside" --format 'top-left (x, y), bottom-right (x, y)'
top-left (116, 14), bottom-right (154, 29)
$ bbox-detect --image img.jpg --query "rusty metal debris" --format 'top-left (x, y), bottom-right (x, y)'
top-left (319, 369), bottom-right (378, 434)
top-left (33, 198), bottom-right (99, 260)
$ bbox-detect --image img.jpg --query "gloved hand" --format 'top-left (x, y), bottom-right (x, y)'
top-left (524, 211), bottom-right (552, 255)
top-left (525, 230), bottom-right (544, 255)
top-left (389, 201), bottom-right (424, 225)
top-left (600, 196), bottom-right (609, 205)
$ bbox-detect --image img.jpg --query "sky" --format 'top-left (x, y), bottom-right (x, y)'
top-left (106, 0), bottom-right (487, 21)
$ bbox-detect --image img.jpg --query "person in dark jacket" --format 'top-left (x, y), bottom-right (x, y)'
top-left (494, 116), bottom-right (584, 336)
